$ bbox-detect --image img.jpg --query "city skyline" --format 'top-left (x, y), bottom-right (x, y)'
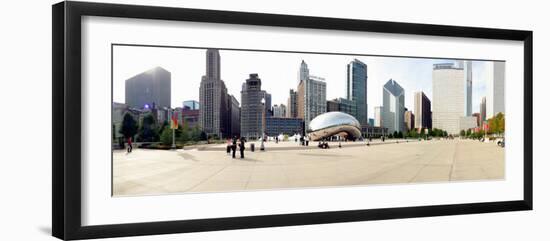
top-left (113, 45), bottom-right (496, 119)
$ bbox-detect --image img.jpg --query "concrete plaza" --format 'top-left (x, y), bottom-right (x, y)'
top-left (113, 139), bottom-right (504, 196)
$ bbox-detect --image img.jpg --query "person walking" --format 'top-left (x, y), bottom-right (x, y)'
top-left (231, 137), bottom-right (237, 158)
top-left (126, 137), bottom-right (133, 153)
top-left (226, 138), bottom-right (232, 156)
top-left (239, 138), bottom-right (246, 158)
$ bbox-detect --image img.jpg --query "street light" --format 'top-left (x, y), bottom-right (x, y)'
top-left (260, 97), bottom-right (265, 151)
top-left (171, 109), bottom-right (176, 150)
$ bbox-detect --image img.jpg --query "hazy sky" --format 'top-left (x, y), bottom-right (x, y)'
top-left (113, 45), bottom-right (492, 118)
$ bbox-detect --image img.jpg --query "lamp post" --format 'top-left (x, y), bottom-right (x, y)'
top-left (260, 98), bottom-right (265, 151)
top-left (171, 109), bottom-right (176, 150)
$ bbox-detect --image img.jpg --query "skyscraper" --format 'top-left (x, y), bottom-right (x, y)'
top-left (414, 91), bottom-right (432, 130)
top-left (326, 98), bottom-right (357, 116)
top-left (404, 110), bottom-right (415, 132)
top-left (125, 66), bottom-right (171, 109)
top-left (286, 89), bottom-right (298, 118)
top-left (273, 104), bottom-right (287, 118)
top-left (296, 60), bottom-right (327, 131)
top-left (466, 61), bottom-right (473, 116)
top-left (486, 62), bottom-right (505, 119)
top-left (228, 95), bottom-right (241, 137)
top-left (382, 79), bottom-right (405, 133)
top-left (346, 59), bottom-right (368, 125)
top-left (262, 91), bottom-right (272, 115)
top-left (374, 106), bottom-right (382, 127)
top-left (298, 60), bottom-right (309, 83)
top-left (457, 60), bottom-right (473, 116)
top-left (199, 49), bottom-right (230, 138)
top-left (480, 96), bottom-right (487, 122)
top-left (432, 63), bottom-right (467, 135)
top-left (240, 73), bottom-right (270, 139)
top-left (326, 99), bottom-right (339, 112)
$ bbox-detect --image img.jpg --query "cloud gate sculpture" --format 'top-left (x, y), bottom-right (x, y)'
top-left (307, 112), bottom-right (362, 141)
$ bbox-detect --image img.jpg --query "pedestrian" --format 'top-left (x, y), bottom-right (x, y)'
top-left (239, 138), bottom-right (246, 158)
top-left (226, 138), bottom-right (231, 156)
top-left (275, 136), bottom-right (279, 144)
top-left (231, 137), bottom-right (237, 158)
top-left (127, 137), bottom-right (132, 153)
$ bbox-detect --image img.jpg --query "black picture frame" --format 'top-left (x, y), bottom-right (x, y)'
top-left (52, 1), bottom-right (533, 240)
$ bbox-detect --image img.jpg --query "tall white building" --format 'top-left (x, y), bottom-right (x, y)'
top-left (382, 79), bottom-right (405, 133)
top-left (486, 62), bottom-right (505, 119)
top-left (297, 60), bottom-right (327, 131)
top-left (432, 62), bottom-right (469, 135)
top-left (374, 106), bottom-right (382, 127)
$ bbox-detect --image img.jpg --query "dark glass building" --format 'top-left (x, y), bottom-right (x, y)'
top-left (183, 100), bottom-right (199, 110)
top-left (326, 98), bottom-right (357, 117)
top-left (287, 89), bottom-right (298, 118)
top-left (265, 117), bottom-right (304, 136)
top-left (125, 66), bottom-right (171, 109)
top-left (347, 59), bottom-right (368, 126)
top-left (414, 91), bottom-right (432, 130)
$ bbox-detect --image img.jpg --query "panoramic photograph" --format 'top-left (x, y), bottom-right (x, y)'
top-left (111, 45), bottom-right (505, 196)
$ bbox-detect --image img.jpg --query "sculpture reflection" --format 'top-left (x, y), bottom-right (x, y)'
top-left (307, 112), bottom-right (362, 141)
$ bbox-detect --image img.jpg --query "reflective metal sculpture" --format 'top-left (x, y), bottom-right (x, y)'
top-left (307, 112), bottom-right (362, 141)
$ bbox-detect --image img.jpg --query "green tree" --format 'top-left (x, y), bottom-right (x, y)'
top-left (178, 122), bottom-right (191, 143)
top-left (190, 125), bottom-right (202, 141)
top-left (208, 134), bottom-right (219, 141)
top-left (460, 130), bottom-right (466, 137)
top-left (200, 130), bottom-right (208, 141)
top-left (158, 120), bottom-right (169, 137)
top-left (138, 114), bottom-right (159, 142)
top-left (472, 131), bottom-right (483, 139)
top-left (119, 113), bottom-right (138, 139)
top-left (160, 127), bottom-right (173, 145)
top-left (488, 113), bottom-right (505, 135)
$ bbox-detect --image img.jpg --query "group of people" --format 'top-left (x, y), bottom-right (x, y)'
top-left (226, 136), bottom-right (246, 159)
top-left (299, 135), bottom-right (310, 146)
